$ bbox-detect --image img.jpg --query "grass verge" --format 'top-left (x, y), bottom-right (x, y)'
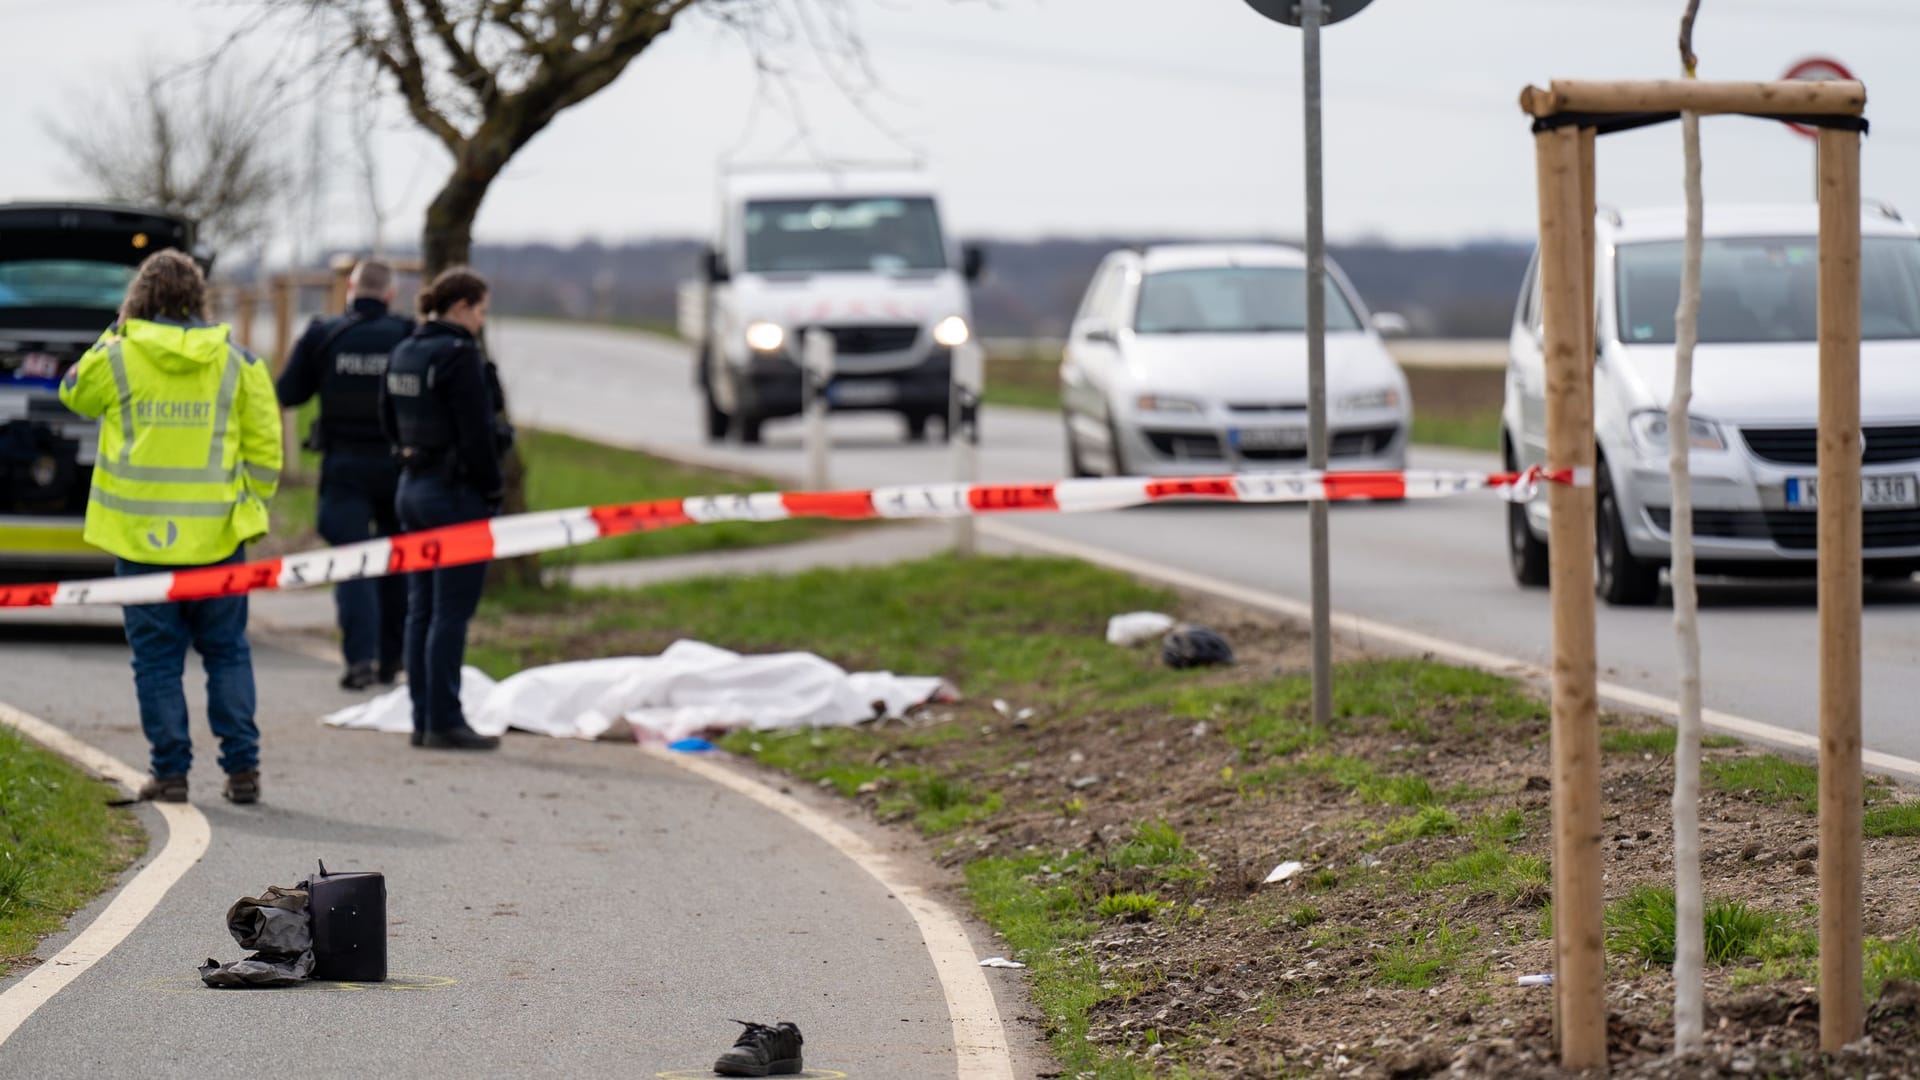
top-left (0, 726), bottom-right (145, 976)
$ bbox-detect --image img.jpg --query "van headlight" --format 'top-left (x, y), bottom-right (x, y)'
top-left (1338, 387), bottom-right (1402, 412)
top-left (1629, 410), bottom-right (1726, 457)
top-left (745, 322), bottom-right (785, 353)
top-left (933, 315), bottom-right (971, 347)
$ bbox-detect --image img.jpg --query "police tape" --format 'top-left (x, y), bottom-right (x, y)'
top-left (0, 466), bottom-right (1571, 608)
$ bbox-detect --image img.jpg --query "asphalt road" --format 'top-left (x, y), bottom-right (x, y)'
top-left (490, 319), bottom-right (1920, 766)
top-left (0, 618), bottom-right (966, 1077)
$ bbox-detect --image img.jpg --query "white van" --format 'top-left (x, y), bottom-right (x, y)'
top-left (679, 167), bottom-right (984, 444)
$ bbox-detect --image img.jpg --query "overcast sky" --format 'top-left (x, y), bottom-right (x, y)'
top-left (4, 0), bottom-right (1918, 250)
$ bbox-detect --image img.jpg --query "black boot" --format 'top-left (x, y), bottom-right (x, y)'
top-left (340, 662), bottom-right (377, 691)
top-left (421, 726), bottom-right (500, 751)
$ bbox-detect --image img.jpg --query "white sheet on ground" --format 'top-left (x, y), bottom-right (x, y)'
top-left (321, 640), bottom-right (953, 743)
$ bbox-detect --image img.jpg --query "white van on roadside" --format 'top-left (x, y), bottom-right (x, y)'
top-left (679, 167), bottom-right (985, 444)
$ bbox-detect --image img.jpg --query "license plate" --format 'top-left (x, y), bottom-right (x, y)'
top-left (827, 380), bottom-right (897, 406)
top-left (1230, 427), bottom-right (1308, 451)
top-left (1785, 474), bottom-right (1919, 510)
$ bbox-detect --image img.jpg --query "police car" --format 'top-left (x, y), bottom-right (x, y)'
top-left (0, 203), bottom-right (203, 581)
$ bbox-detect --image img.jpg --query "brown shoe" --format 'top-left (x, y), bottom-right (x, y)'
top-left (138, 775), bottom-right (188, 803)
top-left (223, 770), bottom-right (260, 805)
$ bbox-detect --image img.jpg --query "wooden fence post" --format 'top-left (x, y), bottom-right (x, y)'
top-left (1816, 123), bottom-right (1864, 1052)
top-left (1535, 121), bottom-right (1607, 1073)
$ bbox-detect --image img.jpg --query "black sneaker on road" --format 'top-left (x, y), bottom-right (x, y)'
top-left (340, 663), bottom-right (377, 691)
top-left (223, 770), bottom-right (260, 805)
top-left (713, 1020), bottom-right (803, 1077)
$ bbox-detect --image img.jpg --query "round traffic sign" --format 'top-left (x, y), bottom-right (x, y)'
top-left (1242, 0), bottom-right (1376, 26)
top-left (1780, 56), bottom-right (1856, 139)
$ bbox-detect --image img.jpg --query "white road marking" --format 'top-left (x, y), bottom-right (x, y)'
top-left (980, 519), bottom-right (1920, 784)
top-left (0, 703), bottom-right (211, 1046)
top-left (647, 747), bottom-right (1015, 1080)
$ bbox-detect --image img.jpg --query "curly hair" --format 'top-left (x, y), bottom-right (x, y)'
top-left (121, 250), bottom-right (208, 323)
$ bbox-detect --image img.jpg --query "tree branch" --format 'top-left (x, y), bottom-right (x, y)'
top-left (418, 0), bottom-right (501, 110)
top-left (360, 0), bottom-right (467, 151)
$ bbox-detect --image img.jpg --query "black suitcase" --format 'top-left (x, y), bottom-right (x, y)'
top-left (308, 861), bottom-right (387, 982)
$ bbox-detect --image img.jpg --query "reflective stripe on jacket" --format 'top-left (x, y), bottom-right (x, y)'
top-left (59, 318), bottom-right (284, 565)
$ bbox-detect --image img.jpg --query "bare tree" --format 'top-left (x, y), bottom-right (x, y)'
top-left (49, 60), bottom-right (287, 254)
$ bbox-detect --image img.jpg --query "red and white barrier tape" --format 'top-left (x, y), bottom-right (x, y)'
top-left (0, 467), bottom-right (1570, 608)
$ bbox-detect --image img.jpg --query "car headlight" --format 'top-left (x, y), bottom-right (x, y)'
top-left (933, 315), bottom-right (971, 347)
top-left (745, 322), bottom-right (785, 353)
top-left (1338, 387), bottom-right (1403, 412)
top-left (1629, 410), bottom-right (1726, 457)
top-left (1136, 394), bottom-right (1204, 415)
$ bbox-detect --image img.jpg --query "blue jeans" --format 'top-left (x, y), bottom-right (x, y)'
top-left (396, 470), bottom-right (491, 736)
top-left (317, 449), bottom-right (407, 670)
top-left (117, 548), bottom-right (259, 778)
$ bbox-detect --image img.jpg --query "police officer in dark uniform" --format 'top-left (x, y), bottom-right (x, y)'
top-left (276, 259), bottom-right (414, 690)
top-left (378, 267), bottom-right (503, 752)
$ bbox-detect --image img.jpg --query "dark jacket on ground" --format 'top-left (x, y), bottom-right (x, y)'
top-left (377, 320), bottom-right (504, 500)
top-left (275, 297), bottom-right (416, 451)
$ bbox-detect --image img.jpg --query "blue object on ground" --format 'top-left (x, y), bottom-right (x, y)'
top-left (669, 737), bottom-right (717, 753)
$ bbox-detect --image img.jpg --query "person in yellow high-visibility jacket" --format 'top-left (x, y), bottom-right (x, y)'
top-left (60, 250), bottom-right (283, 805)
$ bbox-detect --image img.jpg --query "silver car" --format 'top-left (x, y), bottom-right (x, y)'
top-left (1060, 243), bottom-right (1411, 477)
top-left (1503, 203), bottom-right (1920, 605)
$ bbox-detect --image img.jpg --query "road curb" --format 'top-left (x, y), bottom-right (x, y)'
top-left (0, 703), bottom-right (211, 1047)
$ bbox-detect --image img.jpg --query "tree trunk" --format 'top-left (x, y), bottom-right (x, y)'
top-left (421, 157), bottom-right (541, 590)
top-left (1671, 104), bottom-right (1707, 1055)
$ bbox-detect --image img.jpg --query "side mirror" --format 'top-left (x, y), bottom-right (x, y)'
top-left (703, 246), bottom-right (730, 284)
top-left (1370, 311), bottom-right (1410, 338)
top-left (961, 244), bottom-right (986, 283)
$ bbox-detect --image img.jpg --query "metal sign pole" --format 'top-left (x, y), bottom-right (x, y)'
top-left (950, 341), bottom-right (985, 554)
top-left (1301, 0), bottom-right (1333, 729)
top-left (802, 330), bottom-right (834, 491)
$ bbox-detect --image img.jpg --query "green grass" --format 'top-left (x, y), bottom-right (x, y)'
top-left (1095, 892), bottom-right (1164, 920)
top-left (1600, 726), bottom-right (1742, 756)
top-left (265, 422), bottom-right (841, 566)
top-left (1409, 410), bottom-right (1502, 452)
top-left (1605, 885), bottom-right (1781, 968)
top-left (1106, 819), bottom-right (1209, 884)
top-left (1412, 844), bottom-right (1551, 907)
top-left (1865, 802), bottom-right (1920, 838)
top-left (1704, 753), bottom-right (1890, 813)
top-left (1373, 920), bottom-right (1479, 989)
top-left (0, 726), bottom-right (145, 975)
top-left (476, 552), bottom-right (1172, 688)
top-left (981, 348), bottom-right (1061, 412)
top-left (965, 853), bottom-right (1153, 1080)
top-left (1371, 805), bottom-right (1462, 847)
top-left (1867, 932), bottom-right (1920, 1000)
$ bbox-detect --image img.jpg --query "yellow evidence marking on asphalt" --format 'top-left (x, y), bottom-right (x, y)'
top-left (648, 747), bottom-right (1016, 1080)
top-left (0, 702), bottom-right (212, 1048)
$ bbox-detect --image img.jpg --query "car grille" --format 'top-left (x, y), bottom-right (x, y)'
top-left (1647, 507), bottom-right (1920, 551)
top-left (1233, 426), bottom-right (1400, 463)
top-left (1226, 401), bottom-right (1306, 414)
top-left (802, 324), bottom-right (919, 355)
top-left (1740, 425), bottom-right (1920, 466)
top-left (1144, 430), bottom-right (1226, 461)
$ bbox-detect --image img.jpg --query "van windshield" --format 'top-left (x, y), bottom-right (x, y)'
top-left (743, 197), bottom-right (948, 274)
top-left (1133, 267), bottom-right (1361, 334)
top-left (0, 259), bottom-right (136, 311)
top-left (1616, 236), bottom-right (1920, 343)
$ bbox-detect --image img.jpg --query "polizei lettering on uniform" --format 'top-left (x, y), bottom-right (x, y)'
top-left (385, 372), bottom-right (423, 397)
top-left (334, 353), bottom-right (390, 377)
top-left (135, 400), bottom-right (215, 427)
